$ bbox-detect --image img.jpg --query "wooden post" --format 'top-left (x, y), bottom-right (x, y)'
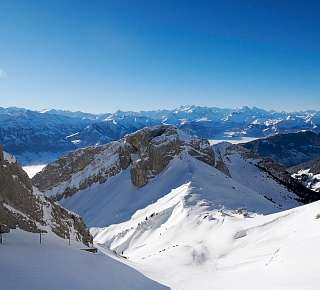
top-left (39, 231), bottom-right (42, 244)
top-left (68, 234), bottom-right (70, 246)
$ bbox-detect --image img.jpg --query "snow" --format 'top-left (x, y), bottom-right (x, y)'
top-left (22, 164), bottom-right (46, 178)
top-left (92, 185), bottom-right (320, 290)
top-left (209, 136), bottom-right (259, 145)
top-left (0, 230), bottom-right (168, 290)
top-left (213, 143), bottom-right (301, 209)
top-left (66, 132), bottom-right (80, 138)
top-left (61, 154), bottom-right (283, 227)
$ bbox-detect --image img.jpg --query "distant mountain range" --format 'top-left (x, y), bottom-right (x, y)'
top-left (1, 105), bottom-right (319, 164)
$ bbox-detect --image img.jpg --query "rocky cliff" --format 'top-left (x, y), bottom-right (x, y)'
top-left (0, 145), bottom-right (92, 245)
top-left (33, 125), bottom-right (215, 198)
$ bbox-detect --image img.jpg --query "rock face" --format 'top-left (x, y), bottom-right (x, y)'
top-left (33, 125), bottom-right (215, 197)
top-left (289, 159), bottom-right (320, 192)
top-left (0, 145), bottom-right (92, 245)
top-left (128, 126), bottom-right (214, 187)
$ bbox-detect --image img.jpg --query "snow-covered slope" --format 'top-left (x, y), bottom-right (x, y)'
top-left (33, 126), bottom-right (307, 228)
top-left (213, 142), bottom-right (311, 208)
top-left (92, 183), bottom-right (320, 290)
top-left (0, 230), bottom-right (168, 290)
top-left (61, 155), bottom-right (282, 227)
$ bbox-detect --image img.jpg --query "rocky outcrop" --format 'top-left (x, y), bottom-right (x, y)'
top-left (128, 126), bottom-right (214, 187)
top-left (0, 145), bottom-right (92, 245)
top-left (33, 125), bottom-right (215, 197)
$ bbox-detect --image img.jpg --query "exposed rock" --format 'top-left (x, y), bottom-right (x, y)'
top-left (288, 159), bottom-right (320, 192)
top-left (128, 126), bottom-right (215, 186)
top-left (33, 125), bottom-right (215, 196)
top-left (0, 145), bottom-right (92, 245)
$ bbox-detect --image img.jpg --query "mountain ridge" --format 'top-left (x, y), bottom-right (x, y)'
top-left (0, 105), bottom-right (319, 165)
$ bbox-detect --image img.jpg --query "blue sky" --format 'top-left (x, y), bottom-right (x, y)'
top-left (0, 0), bottom-right (319, 113)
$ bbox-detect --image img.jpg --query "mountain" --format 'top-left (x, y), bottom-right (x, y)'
top-left (213, 142), bottom-right (318, 204)
top-left (289, 159), bottom-right (320, 192)
top-left (0, 145), bottom-right (92, 245)
top-left (0, 107), bottom-right (90, 164)
top-left (0, 144), bottom-right (169, 290)
top-left (92, 186), bottom-right (320, 290)
top-left (10, 125), bottom-right (320, 290)
top-left (32, 126), bottom-right (314, 228)
top-left (242, 131), bottom-right (320, 167)
top-left (1, 106), bottom-right (320, 165)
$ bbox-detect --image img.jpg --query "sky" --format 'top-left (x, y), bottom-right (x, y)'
top-left (0, 0), bottom-right (319, 113)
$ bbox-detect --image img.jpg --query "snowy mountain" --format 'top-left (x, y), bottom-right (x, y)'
top-left (32, 126), bottom-right (314, 228)
top-left (0, 144), bottom-right (169, 290)
top-left (92, 186), bottom-right (320, 290)
top-left (5, 125), bottom-right (320, 290)
top-left (1, 106), bottom-right (319, 165)
top-left (213, 142), bottom-right (317, 205)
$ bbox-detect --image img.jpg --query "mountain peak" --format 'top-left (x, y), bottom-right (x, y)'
top-left (32, 125), bottom-right (215, 199)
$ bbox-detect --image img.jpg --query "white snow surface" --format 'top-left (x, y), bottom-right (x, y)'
top-left (213, 142), bottom-right (301, 210)
top-left (61, 153), bottom-right (283, 227)
top-left (0, 230), bottom-right (168, 290)
top-left (92, 183), bottom-right (320, 290)
top-left (209, 136), bottom-right (259, 145)
top-left (22, 164), bottom-right (46, 178)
